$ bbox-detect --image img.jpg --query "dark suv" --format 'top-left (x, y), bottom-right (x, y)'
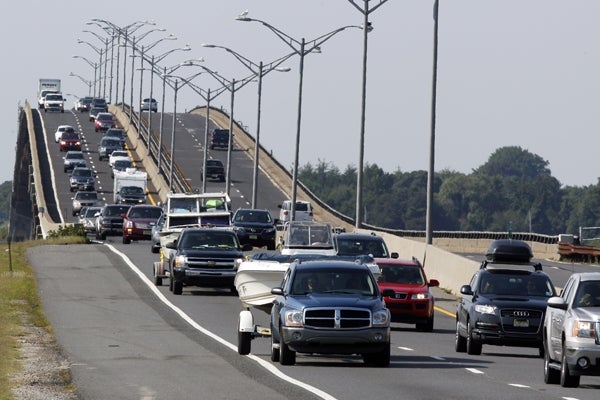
top-left (231, 208), bottom-right (276, 250)
top-left (334, 232), bottom-right (398, 259)
top-left (455, 239), bottom-right (557, 356)
top-left (202, 159), bottom-right (225, 182)
top-left (269, 260), bottom-right (394, 366)
top-left (210, 129), bottom-right (230, 150)
top-left (95, 204), bottom-right (131, 240)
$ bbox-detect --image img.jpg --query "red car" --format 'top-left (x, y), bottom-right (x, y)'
top-left (375, 257), bottom-right (439, 332)
top-left (122, 205), bottom-right (163, 244)
top-left (59, 132), bottom-right (82, 152)
top-left (95, 112), bottom-right (116, 132)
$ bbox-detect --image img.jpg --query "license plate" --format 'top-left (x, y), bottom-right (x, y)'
top-left (514, 319), bottom-right (529, 327)
top-left (249, 235), bottom-right (258, 240)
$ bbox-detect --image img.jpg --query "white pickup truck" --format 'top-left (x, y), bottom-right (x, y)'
top-left (43, 93), bottom-right (65, 113)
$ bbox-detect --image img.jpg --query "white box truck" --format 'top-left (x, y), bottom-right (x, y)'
top-left (38, 79), bottom-right (61, 109)
top-left (113, 168), bottom-right (148, 204)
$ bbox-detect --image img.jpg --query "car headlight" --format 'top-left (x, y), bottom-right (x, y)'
top-left (174, 255), bottom-right (187, 268)
top-left (572, 321), bottom-right (597, 338)
top-left (411, 292), bottom-right (432, 300)
top-left (474, 304), bottom-right (497, 315)
top-left (284, 309), bottom-right (304, 327)
top-left (264, 227), bottom-right (276, 234)
top-left (372, 309), bottom-right (390, 327)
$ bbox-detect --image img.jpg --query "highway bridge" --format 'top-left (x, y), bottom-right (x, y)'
top-left (9, 100), bottom-right (565, 294)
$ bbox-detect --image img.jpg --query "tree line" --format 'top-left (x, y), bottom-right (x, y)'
top-left (298, 146), bottom-right (596, 236)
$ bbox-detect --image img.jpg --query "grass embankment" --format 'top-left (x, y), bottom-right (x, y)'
top-left (0, 236), bottom-right (86, 399)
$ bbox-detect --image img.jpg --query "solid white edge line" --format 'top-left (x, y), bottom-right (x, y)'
top-left (104, 243), bottom-right (338, 400)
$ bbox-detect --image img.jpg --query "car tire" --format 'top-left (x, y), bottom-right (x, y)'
top-left (560, 344), bottom-right (580, 387)
top-left (363, 342), bottom-right (391, 367)
top-left (238, 330), bottom-right (251, 355)
top-left (455, 321), bottom-right (467, 352)
top-left (72, 210), bottom-right (76, 217)
top-left (99, 232), bottom-right (106, 241)
top-left (544, 344), bottom-right (560, 384)
top-left (151, 244), bottom-right (159, 254)
top-left (279, 333), bottom-right (296, 365)
top-left (154, 274), bottom-right (162, 286)
top-left (466, 320), bottom-right (482, 355)
top-left (169, 275), bottom-right (174, 292)
top-left (267, 242), bottom-right (276, 251)
top-left (270, 330), bottom-right (280, 362)
top-left (173, 280), bottom-right (183, 295)
top-left (122, 236), bottom-right (131, 244)
top-left (417, 315), bottom-right (434, 332)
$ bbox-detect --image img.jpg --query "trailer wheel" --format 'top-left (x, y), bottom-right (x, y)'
top-left (238, 331), bottom-right (251, 355)
top-left (173, 280), bottom-right (183, 295)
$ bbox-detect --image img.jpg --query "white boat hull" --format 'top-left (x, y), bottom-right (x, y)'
top-left (234, 260), bottom-right (289, 312)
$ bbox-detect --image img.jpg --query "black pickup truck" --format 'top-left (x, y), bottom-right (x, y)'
top-left (165, 228), bottom-right (252, 295)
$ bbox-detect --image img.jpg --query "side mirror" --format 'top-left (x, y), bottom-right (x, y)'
top-left (460, 285), bottom-right (473, 296)
top-left (381, 288), bottom-right (395, 298)
top-left (428, 279), bottom-right (440, 288)
top-left (390, 252), bottom-right (399, 259)
top-left (547, 296), bottom-right (568, 310)
top-left (271, 287), bottom-right (284, 296)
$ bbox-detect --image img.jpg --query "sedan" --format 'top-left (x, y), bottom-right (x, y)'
top-left (122, 205), bottom-right (163, 244)
top-left (140, 98), bottom-right (158, 112)
top-left (72, 191), bottom-right (101, 216)
top-left (108, 150), bottom-right (130, 167)
top-left (63, 151), bottom-right (86, 173)
top-left (95, 113), bottom-right (116, 132)
top-left (54, 125), bottom-right (75, 143)
top-left (375, 257), bottom-right (439, 332)
top-left (58, 132), bottom-right (82, 152)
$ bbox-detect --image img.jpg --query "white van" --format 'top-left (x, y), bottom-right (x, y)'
top-left (278, 200), bottom-right (313, 223)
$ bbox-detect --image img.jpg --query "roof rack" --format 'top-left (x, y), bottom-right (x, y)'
top-left (480, 259), bottom-right (543, 271)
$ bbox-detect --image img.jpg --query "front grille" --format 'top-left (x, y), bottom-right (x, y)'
top-left (186, 256), bottom-right (237, 270)
top-left (304, 307), bottom-right (371, 329)
top-left (500, 308), bottom-right (543, 333)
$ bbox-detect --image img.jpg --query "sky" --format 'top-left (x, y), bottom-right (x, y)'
top-left (2, 0), bottom-right (600, 187)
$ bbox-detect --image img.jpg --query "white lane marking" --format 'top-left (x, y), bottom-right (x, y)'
top-left (562, 397), bottom-right (580, 400)
top-left (465, 368), bottom-right (484, 374)
top-left (397, 346), bottom-right (413, 351)
top-left (508, 383), bottom-right (529, 388)
top-left (105, 244), bottom-right (338, 400)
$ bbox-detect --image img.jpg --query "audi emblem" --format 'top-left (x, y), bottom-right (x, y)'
top-left (513, 311), bottom-right (530, 317)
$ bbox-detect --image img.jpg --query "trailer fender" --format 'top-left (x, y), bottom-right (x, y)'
top-left (238, 310), bottom-right (254, 333)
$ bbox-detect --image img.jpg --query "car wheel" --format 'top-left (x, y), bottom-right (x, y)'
top-left (417, 315), bottom-right (434, 332)
top-left (270, 329), bottom-right (280, 362)
top-left (173, 280), bottom-right (183, 295)
top-left (560, 344), bottom-right (580, 387)
top-left (169, 275), bottom-right (174, 292)
top-left (544, 344), bottom-right (560, 384)
top-left (154, 274), bottom-right (162, 286)
top-left (455, 320), bottom-right (467, 352)
top-left (122, 236), bottom-right (131, 244)
top-left (151, 244), bottom-right (159, 254)
top-left (99, 232), bottom-right (106, 241)
top-left (363, 342), bottom-right (391, 367)
top-left (466, 320), bottom-right (482, 355)
top-left (238, 326), bottom-right (252, 355)
top-left (72, 210), bottom-right (76, 217)
top-left (267, 242), bottom-right (276, 251)
top-left (279, 330), bottom-right (296, 365)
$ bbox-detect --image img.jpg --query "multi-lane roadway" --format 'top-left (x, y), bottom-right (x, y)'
top-left (32, 108), bottom-right (600, 399)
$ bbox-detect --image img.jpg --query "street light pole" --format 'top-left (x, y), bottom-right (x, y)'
top-left (72, 55), bottom-right (98, 97)
top-left (237, 13), bottom-right (361, 221)
top-left (169, 79), bottom-right (179, 191)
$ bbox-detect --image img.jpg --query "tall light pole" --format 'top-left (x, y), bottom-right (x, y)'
top-left (72, 55), bottom-right (98, 97)
top-left (68, 72), bottom-right (94, 96)
top-left (83, 30), bottom-right (111, 98)
top-left (237, 13), bottom-right (362, 221)
top-left (77, 39), bottom-right (103, 96)
top-left (426, 0), bottom-right (440, 245)
top-left (346, 0), bottom-right (385, 228)
top-left (201, 44), bottom-right (293, 208)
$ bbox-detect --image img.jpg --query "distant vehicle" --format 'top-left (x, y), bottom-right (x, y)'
top-left (80, 206), bottom-right (102, 234)
top-left (140, 98), bottom-right (158, 112)
top-left (95, 204), bottom-right (131, 240)
top-left (108, 150), bottom-right (130, 167)
top-left (75, 96), bottom-right (93, 112)
top-left (278, 200), bottom-right (313, 224)
top-left (58, 131), bottom-right (82, 152)
top-left (103, 128), bottom-right (126, 149)
top-left (68, 167), bottom-right (95, 192)
top-left (455, 239), bottom-right (557, 356)
top-left (95, 112), bottom-right (116, 132)
top-left (43, 93), bottom-right (65, 113)
top-left (111, 159), bottom-right (134, 179)
top-left (72, 191), bottom-right (101, 216)
top-left (63, 150), bottom-right (86, 173)
top-left (97, 137), bottom-right (122, 161)
top-left (91, 97), bottom-right (108, 112)
top-left (122, 205), bottom-right (163, 244)
top-left (375, 257), bottom-right (439, 331)
top-left (543, 272), bottom-right (600, 387)
top-left (209, 129), bottom-right (230, 150)
top-left (38, 78), bottom-right (61, 109)
top-left (201, 159), bottom-right (225, 182)
top-left (113, 168), bottom-right (147, 204)
top-left (54, 125), bottom-right (75, 143)
top-left (334, 232), bottom-right (398, 259)
top-left (231, 208), bottom-right (276, 250)
top-left (88, 107), bottom-right (104, 122)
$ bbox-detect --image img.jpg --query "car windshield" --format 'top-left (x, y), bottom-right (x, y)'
top-left (111, 151), bottom-right (128, 158)
top-left (61, 133), bottom-right (79, 140)
top-left (102, 139), bottom-right (120, 147)
top-left (73, 169), bottom-right (92, 177)
top-left (478, 272), bottom-right (554, 297)
top-left (288, 225), bottom-right (332, 247)
top-left (336, 238), bottom-right (388, 257)
top-left (104, 206), bottom-right (129, 216)
top-left (114, 160), bottom-right (133, 170)
top-left (234, 210), bottom-right (271, 223)
top-left (122, 187), bottom-right (143, 195)
top-left (67, 153), bottom-right (84, 160)
top-left (378, 264), bottom-right (424, 285)
top-left (128, 207), bottom-right (162, 219)
top-left (291, 269), bottom-right (375, 296)
top-left (77, 192), bottom-right (98, 200)
top-left (178, 231), bottom-right (238, 249)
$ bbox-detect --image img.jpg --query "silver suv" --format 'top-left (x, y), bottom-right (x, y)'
top-left (543, 272), bottom-right (600, 387)
top-left (63, 151), bottom-right (86, 173)
top-left (72, 191), bottom-right (101, 216)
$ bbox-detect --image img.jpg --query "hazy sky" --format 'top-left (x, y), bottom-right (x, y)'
top-left (2, 0), bottom-right (600, 187)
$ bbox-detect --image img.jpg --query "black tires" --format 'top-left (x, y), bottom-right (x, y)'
top-left (543, 345), bottom-right (560, 384)
top-left (363, 342), bottom-right (391, 367)
top-left (279, 336), bottom-right (296, 365)
top-left (560, 345), bottom-right (580, 387)
top-left (238, 330), bottom-right (251, 355)
top-left (270, 331), bottom-right (280, 362)
top-left (466, 321), bottom-right (482, 355)
top-left (173, 280), bottom-right (183, 295)
top-left (455, 321), bottom-right (466, 352)
top-left (417, 315), bottom-right (434, 332)
top-left (122, 236), bottom-right (131, 244)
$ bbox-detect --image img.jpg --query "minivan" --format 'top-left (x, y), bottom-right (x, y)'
top-left (278, 200), bottom-right (313, 223)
